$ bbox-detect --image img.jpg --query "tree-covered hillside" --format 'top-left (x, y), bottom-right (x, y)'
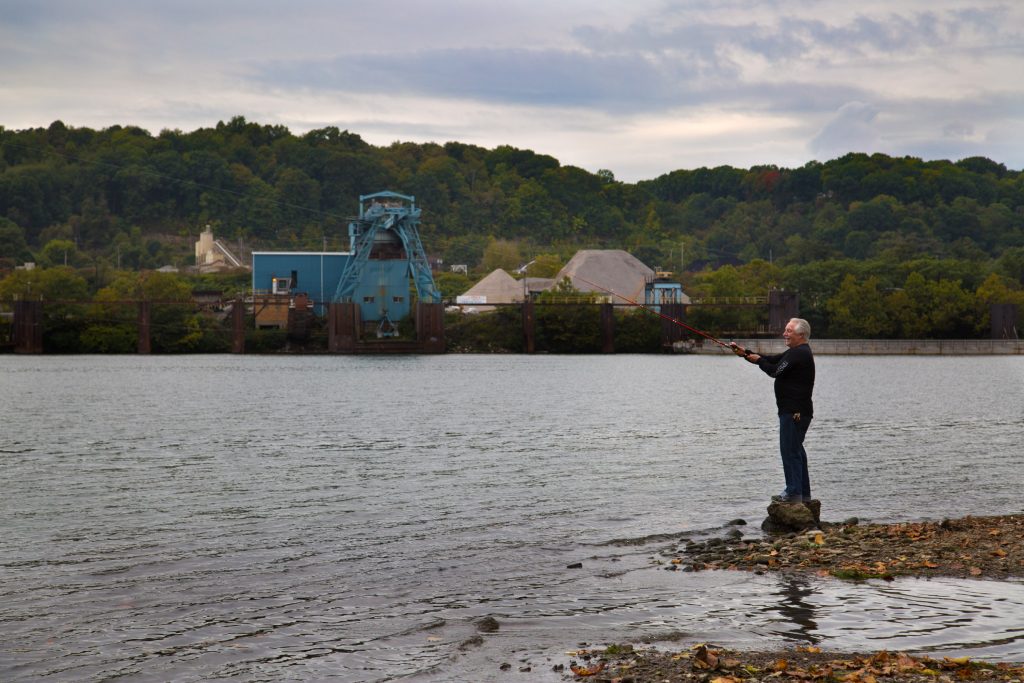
top-left (2, 117), bottom-right (1023, 341)
top-left (2, 117), bottom-right (1022, 270)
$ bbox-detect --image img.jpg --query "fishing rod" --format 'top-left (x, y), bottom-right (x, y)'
top-left (572, 275), bottom-right (732, 349)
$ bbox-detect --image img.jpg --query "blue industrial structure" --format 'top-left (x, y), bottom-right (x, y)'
top-left (644, 271), bottom-right (688, 309)
top-left (251, 191), bottom-right (441, 334)
top-left (334, 192), bottom-right (439, 303)
top-left (251, 251), bottom-right (348, 315)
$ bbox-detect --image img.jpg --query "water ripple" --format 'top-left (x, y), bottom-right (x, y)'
top-left (2, 355), bottom-right (1023, 680)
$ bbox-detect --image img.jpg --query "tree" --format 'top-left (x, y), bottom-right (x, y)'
top-left (524, 253), bottom-right (563, 278)
top-left (433, 271), bottom-right (473, 299)
top-left (997, 247), bottom-right (1024, 284)
top-left (91, 271), bottom-right (200, 352)
top-left (0, 216), bottom-right (31, 263)
top-left (444, 234), bottom-right (489, 268)
top-left (826, 275), bottom-right (893, 338)
top-left (481, 239), bottom-right (521, 273)
top-left (0, 267), bottom-right (90, 351)
top-left (0, 266), bottom-right (89, 301)
top-left (38, 239), bottom-right (80, 267)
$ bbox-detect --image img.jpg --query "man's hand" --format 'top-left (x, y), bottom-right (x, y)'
top-left (730, 342), bottom-right (760, 363)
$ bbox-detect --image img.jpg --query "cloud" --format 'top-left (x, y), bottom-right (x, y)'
top-left (1, 0), bottom-right (1021, 178)
top-left (809, 102), bottom-right (881, 159)
top-left (256, 48), bottom-right (701, 111)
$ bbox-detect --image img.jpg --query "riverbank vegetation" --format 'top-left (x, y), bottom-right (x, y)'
top-left (2, 118), bottom-right (1023, 347)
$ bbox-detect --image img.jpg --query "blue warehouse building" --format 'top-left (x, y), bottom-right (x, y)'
top-left (252, 251), bottom-right (411, 321)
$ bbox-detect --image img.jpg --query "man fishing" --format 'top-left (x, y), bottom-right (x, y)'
top-left (730, 319), bottom-right (816, 504)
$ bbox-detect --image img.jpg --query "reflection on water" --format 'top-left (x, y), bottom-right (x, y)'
top-left (774, 578), bottom-right (821, 644)
top-left (1, 355), bottom-right (1023, 681)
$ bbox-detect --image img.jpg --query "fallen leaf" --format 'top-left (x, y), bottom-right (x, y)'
top-left (694, 645), bottom-right (720, 670)
top-left (570, 661), bottom-right (605, 676)
top-left (970, 567), bottom-right (983, 576)
top-left (895, 653), bottom-right (922, 672)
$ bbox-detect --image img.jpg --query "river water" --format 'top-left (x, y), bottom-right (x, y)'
top-left (2, 354), bottom-right (1023, 681)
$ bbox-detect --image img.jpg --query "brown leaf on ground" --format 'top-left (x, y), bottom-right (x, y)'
top-left (569, 660), bottom-right (605, 676)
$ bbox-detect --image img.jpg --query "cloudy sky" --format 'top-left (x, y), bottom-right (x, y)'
top-left (2, 0), bottom-right (1022, 181)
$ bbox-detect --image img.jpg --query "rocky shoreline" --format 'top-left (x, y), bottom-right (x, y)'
top-left (673, 512), bottom-right (1024, 581)
top-left (553, 513), bottom-right (1024, 682)
top-left (560, 643), bottom-right (1024, 682)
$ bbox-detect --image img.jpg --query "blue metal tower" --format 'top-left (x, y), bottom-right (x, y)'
top-left (332, 192), bottom-right (441, 328)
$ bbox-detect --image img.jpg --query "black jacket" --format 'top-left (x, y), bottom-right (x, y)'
top-left (757, 343), bottom-right (815, 417)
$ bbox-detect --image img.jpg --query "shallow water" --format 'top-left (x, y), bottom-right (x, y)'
top-left (2, 354), bottom-right (1022, 681)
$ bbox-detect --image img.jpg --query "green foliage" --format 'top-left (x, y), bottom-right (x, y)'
top-left (614, 309), bottom-right (661, 352)
top-left (245, 327), bottom-right (288, 353)
top-left (79, 324), bottom-right (136, 353)
top-left (3, 121), bottom-right (1020, 266)
top-left (481, 238), bottom-right (521, 273)
top-left (535, 303), bottom-right (601, 352)
top-left (524, 253), bottom-right (563, 278)
top-left (443, 234), bottom-right (489, 267)
top-left (38, 239), bottom-right (80, 267)
top-left (0, 266), bottom-right (89, 301)
top-left (445, 307), bottom-right (524, 353)
top-left (434, 271), bottom-right (473, 299)
top-left (827, 275), bottom-right (897, 338)
top-left (0, 216), bottom-right (31, 264)
top-left (91, 271), bottom-right (200, 352)
top-left (826, 272), bottom-right (983, 339)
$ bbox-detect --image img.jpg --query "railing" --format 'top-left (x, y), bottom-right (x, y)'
top-left (687, 296), bottom-right (769, 305)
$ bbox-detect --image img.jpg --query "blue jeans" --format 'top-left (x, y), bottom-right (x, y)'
top-left (779, 413), bottom-right (812, 500)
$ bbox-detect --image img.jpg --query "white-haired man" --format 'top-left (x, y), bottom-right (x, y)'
top-left (730, 318), bottom-right (816, 504)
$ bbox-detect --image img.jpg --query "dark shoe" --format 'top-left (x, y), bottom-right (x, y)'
top-left (772, 494), bottom-right (803, 503)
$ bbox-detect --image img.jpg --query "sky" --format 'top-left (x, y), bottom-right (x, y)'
top-left (1, 0), bottom-right (1022, 182)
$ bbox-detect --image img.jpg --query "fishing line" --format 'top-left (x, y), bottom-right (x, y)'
top-left (573, 274), bottom-right (731, 349)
